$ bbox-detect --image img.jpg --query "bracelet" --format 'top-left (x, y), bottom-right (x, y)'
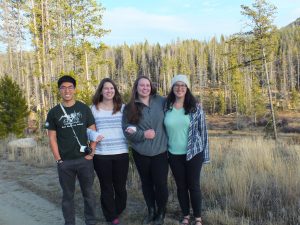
top-left (56, 159), bottom-right (63, 164)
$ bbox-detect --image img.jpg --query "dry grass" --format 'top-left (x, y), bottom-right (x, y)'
top-left (1, 135), bottom-right (299, 225)
top-left (0, 135), bottom-right (53, 167)
top-left (203, 137), bottom-right (300, 225)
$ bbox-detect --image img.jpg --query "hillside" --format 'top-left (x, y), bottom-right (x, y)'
top-left (284, 17), bottom-right (300, 28)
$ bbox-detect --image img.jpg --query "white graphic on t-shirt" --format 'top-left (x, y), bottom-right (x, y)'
top-left (59, 111), bottom-right (82, 127)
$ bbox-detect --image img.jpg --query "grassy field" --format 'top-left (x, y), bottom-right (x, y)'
top-left (1, 134), bottom-right (299, 225)
top-left (203, 136), bottom-right (300, 225)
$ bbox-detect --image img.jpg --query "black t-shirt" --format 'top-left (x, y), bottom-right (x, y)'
top-left (46, 101), bottom-right (95, 160)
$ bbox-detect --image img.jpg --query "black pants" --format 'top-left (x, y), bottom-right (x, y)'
top-left (93, 153), bottom-right (129, 222)
top-left (133, 150), bottom-right (169, 211)
top-left (168, 152), bottom-right (204, 218)
top-left (57, 157), bottom-right (97, 225)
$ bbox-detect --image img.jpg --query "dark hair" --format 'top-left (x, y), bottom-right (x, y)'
top-left (125, 76), bottom-right (157, 124)
top-left (165, 86), bottom-right (197, 114)
top-left (58, 75), bottom-right (76, 88)
top-left (92, 78), bottom-right (122, 114)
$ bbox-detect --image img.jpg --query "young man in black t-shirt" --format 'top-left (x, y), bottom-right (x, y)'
top-left (46, 75), bottom-right (97, 225)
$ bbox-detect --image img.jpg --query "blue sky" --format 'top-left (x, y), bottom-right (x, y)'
top-left (99, 0), bottom-right (300, 46)
top-left (0, 0), bottom-right (299, 52)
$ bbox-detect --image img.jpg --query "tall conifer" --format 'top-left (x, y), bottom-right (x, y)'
top-left (0, 75), bottom-right (29, 138)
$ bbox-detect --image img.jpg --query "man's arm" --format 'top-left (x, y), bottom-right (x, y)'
top-left (48, 130), bottom-right (61, 161)
top-left (85, 124), bottom-right (96, 160)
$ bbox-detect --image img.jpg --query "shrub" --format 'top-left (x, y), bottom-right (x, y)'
top-left (0, 75), bottom-right (29, 138)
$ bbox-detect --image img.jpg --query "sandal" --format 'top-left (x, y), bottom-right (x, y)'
top-left (180, 216), bottom-right (190, 225)
top-left (194, 218), bottom-right (203, 225)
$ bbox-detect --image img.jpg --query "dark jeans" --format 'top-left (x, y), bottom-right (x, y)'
top-left (168, 152), bottom-right (204, 218)
top-left (133, 150), bottom-right (169, 211)
top-left (93, 153), bottom-right (129, 222)
top-left (57, 157), bottom-right (97, 225)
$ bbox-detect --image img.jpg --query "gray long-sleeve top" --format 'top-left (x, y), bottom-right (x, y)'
top-left (122, 95), bottom-right (168, 156)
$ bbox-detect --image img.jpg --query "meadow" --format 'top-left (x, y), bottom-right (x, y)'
top-left (1, 134), bottom-right (299, 225)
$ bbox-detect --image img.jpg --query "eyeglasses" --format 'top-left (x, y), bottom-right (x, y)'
top-left (59, 86), bottom-right (75, 91)
top-left (173, 84), bottom-right (187, 89)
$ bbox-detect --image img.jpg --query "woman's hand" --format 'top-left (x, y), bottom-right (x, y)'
top-left (125, 126), bottom-right (137, 134)
top-left (95, 135), bottom-right (104, 142)
top-left (144, 129), bottom-right (155, 139)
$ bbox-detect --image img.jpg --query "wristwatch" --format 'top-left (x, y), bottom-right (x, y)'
top-left (56, 159), bottom-right (63, 164)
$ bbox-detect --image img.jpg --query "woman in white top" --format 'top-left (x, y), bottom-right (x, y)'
top-left (91, 78), bottom-right (128, 225)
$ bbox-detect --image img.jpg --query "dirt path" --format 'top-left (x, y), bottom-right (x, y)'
top-left (0, 159), bottom-right (179, 225)
top-left (0, 177), bottom-right (85, 225)
top-left (0, 159), bottom-right (87, 225)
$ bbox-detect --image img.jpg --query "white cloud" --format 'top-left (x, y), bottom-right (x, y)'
top-left (201, 0), bottom-right (220, 12)
top-left (102, 7), bottom-right (203, 45)
top-left (101, 6), bottom-right (242, 45)
top-left (101, 0), bottom-right (300, 46)
top-left (103, 7), bottom-right (195, 33)
top-left (293, 7), bottom-right (300, 16)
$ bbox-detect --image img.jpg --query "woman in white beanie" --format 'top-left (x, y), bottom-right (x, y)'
top-left (164, 74), bottom-right (210, 225)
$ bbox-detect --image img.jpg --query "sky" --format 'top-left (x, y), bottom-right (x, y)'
top-left (0, 0), bottom-right (299, 52)
top-left (98, 0), bottom-right (300, 46)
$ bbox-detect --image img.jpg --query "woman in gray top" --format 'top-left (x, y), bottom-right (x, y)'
top-left (122, 76), bottom-right (168, 225)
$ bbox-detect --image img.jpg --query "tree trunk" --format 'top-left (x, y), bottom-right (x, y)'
top-left (31, 0), bottom-right (45, 118)
top-left (85, 49), bottom-right (89, 80)
top-left (263, 48), bottom-right (277, 140)
top-left (297, 54), bottom-right (300, 90)
top-left (41, 0), bottom-right (48, 110)
top-left (44, 0), bottom-right (55, 107)
top-left (58, 6), bottom-right (65, 72)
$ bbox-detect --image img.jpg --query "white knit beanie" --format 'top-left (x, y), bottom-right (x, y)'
top-left (171, 74), bottom-right (190, 88)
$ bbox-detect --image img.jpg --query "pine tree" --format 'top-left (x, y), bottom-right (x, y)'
top-left (0, 75), bottom-right (29, 138)
top-left (241, 0), bottom-right (278, 139)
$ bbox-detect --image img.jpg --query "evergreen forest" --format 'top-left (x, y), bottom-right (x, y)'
top-left (0, 0), bottom-right (300, 133)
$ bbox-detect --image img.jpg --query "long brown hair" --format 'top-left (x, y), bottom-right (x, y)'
top-left (125, 76), bottom-right (156, 124)
top-left (165, 86), bottom-right (197, 114)
top-left (92, 78), bottom-right (122, 114)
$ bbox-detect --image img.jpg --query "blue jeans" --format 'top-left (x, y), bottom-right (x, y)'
top-left (57, 157), bottom-right (97, 225)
